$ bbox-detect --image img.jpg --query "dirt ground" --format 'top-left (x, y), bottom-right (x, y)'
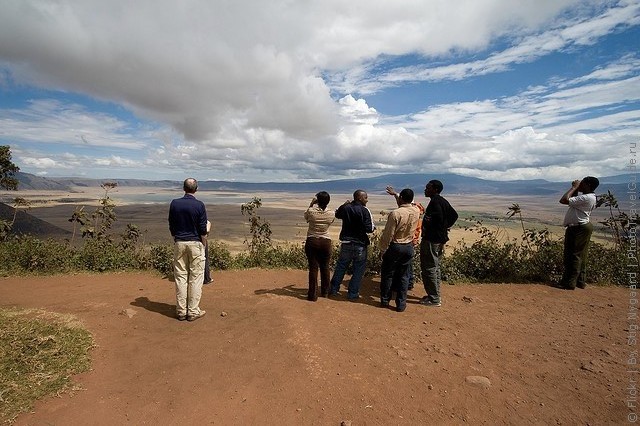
top-left (0, 270), bottom-right (633, 425)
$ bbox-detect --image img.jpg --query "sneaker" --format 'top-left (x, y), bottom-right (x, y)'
top-left (203, 279), bottom-right (213, 285)
top-left (419, 298), bottom-right (441, 307)
top-left (187, 310), bottom-right (206, 322)
top-left (177, 314), bottom-right (187, 321)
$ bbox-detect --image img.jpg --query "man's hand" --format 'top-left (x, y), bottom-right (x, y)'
top-left (560, 179), bottom-right (582, 204)
top-left (386, 185), bottom-right (397, 196)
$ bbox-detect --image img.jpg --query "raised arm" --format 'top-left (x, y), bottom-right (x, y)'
top-left (560, 180), bottom-right (581, 205)
top-left (386, 185), bottom-right (401, 207)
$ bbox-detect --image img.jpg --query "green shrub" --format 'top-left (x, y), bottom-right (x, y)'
top-left (265, 243), bottom-right (307, 269)
top-left (587, 242), bottom-right (628, 285)
top-left (74, 238), bottom-right (144, 272)
top-left (0, 236), bottom-right (75, 275)
top-left (440, 220), bottom-right (628, 285)
top-left (208, 240), bottom-right (234, 270)
top-left (0, 194), bottom-right (631, 287)
top-left (149, 244), bottom-right (173, 276)
top-left (232, 242), bottom-right (307, 269)
top-left (444, 222), bottom-right (520, 282)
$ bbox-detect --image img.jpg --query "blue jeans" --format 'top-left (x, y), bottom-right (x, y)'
top-left (380, 243), bottom-right (414, 310)
top-left (330, 243), bottom-right (367, 299)
top-left (420, 240), bottom-right (444, 304)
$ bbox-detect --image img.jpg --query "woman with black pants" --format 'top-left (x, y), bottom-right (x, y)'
top-left (303, 191), bottom-right (335, 301)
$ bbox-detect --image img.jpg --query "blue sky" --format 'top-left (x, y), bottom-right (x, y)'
top-left (0, 0), bottom-right (638, 182)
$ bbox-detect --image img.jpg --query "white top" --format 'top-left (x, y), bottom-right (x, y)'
top-left (562, 193), bottom-right (596, 226)
top-left (304, 207), bottom-right (335, 239)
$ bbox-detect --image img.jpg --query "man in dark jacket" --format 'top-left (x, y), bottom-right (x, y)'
top-left (329, 189), bottom-right (375, 300)
top-left (168, 178), bottom-right (208, 321)
top-left (419, 180), bottom-right (458, 307)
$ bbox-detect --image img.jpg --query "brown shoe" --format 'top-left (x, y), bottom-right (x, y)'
top-left (187, 310), bottom-right (206, 322)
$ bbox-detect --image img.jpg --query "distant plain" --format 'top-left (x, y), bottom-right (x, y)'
top-left (1, 186), bottom-right (612, 252)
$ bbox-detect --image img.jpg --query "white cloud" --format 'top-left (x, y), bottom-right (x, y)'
top-left (21, 157), bottom-right (60, 169)
top-left (0, 100), bottom-right (149, 149)
top-left (0, 0), bottom-right (586, 144)
top-left (331, 0), bottom-right (639, 93)
top-left (0, 0), bottom-right (638, 182)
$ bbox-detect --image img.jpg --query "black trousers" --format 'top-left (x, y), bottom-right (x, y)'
top-left (304, 237), bottom-right (332, 300)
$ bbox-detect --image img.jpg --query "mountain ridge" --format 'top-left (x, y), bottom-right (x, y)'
top-left (14, 171), bottom-right (629, 196)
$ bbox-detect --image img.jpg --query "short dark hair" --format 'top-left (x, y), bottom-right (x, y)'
top-left (183, 178), bottom-right (198, 193)
top-left (582, 176), bottom-right (599, 192)
top-left (316, 191), bottom-right (330, 210)
top-left (428, 179), bottom-right (443, 193)
top-left (399, 188), bottom-right (414, 203)
top-left (353, 189), bottom-right (366, 201)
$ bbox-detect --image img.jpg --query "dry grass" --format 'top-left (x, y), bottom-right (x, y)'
top-left (16, 189), bottom-right (614, 252)
top-left (0, 308), bottom-right (93, 424)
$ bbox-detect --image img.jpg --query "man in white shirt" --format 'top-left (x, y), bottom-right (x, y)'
top-left (553, 176), bottom-right (600, 290)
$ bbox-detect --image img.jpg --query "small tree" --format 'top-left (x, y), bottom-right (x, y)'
top-left (0, 146), bottom-right (20, 240)
top-left (506, 203), bottom-right (532, 249)
top-left (121, 224), bottom-right (143, 250)
top-left (0, 145), bottom-right (19, 191)
top-left (596, 190), bottom-right (639, 250)
top-left (240, 197), bottom-right (272, 255)
top-left (93, 182), bottom-right (118, 239)
top-left (68, 206), bottom-right (89, 243)
top-left (507, 203), bottom-right (526, 233)
top-left (11, 197), bottom-right (31, 225)
top-left (67, 182), bottom-right (119, 241)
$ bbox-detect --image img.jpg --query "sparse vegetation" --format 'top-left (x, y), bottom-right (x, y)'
top-left (0, 164), bottom-right (634, 286)
top-left (442, 191), bottom-right (637, 285)
top-left (0, 308), bottom-right (93, 423)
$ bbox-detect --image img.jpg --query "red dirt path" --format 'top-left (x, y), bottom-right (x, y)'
top-left (0, 270), bottom-right (633, 425)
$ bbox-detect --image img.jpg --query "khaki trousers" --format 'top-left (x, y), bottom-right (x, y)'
top-left (173, 241), bottom-right (205, 316)
top-left (560, 222), bottom-right (593, 289)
